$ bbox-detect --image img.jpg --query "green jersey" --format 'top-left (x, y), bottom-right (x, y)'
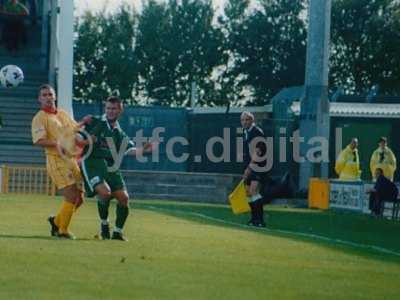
top-left (83, 115), bottom-right (135, 164)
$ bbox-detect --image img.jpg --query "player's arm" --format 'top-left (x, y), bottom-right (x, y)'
top-left (66, 114), bottom-right (92, 133)
top-left (34, 139), bottom-right (57, 148)
top-left (125, 141), bottom-right (156, 157)
top-left (77, 115), bottom-right (94, 128)
top-left (76, 116), bottom-right (102, 146)
top-left (82, 116), bottom-right (103, 135)
top-left (75, 134), bottom-right (96, 147)
top-left (34, 138), bottom-right (67, 156)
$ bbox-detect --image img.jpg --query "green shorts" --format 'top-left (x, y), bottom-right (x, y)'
top-left (80, 158), bottom-right (126, 197)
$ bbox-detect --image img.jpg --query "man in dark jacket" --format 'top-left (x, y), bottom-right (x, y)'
top-left (241, 111), bottom-right (267, 227)
top-left (242, 111), bottom-right (265, 168)
top-left (369, 168), bottom-right (398, 217)
top-left (240, 111), bottom-right (293, 227)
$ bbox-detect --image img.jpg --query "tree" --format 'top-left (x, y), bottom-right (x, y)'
top-left (215, 0), bottom-right (252, 106)
top-left (74, 5), bottom-right (138, 103)
top-left (331, 0), bottom-right (400, 95)
top-left (135, 0), bottom-right (225, 106)
top-left (220, 0), bottom-right (307, 105)
top-left (134, 0), bottom-right (172, 104)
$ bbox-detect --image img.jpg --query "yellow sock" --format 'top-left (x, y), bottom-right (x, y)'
top-left (54, 200), bottom-right (75, 234)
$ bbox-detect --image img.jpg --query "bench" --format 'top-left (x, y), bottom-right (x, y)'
top-left (382, 185), bottom-right (400, 220)
top-left (376, 182), bottom-right (400, 220)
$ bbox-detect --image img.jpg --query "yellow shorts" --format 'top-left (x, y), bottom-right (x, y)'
top-left (46, 155), bottom-right (82, 190)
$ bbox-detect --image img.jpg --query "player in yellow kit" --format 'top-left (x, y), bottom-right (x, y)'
top-left (31, 84), bottom-right (89, 239)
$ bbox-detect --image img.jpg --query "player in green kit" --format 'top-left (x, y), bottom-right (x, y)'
top-left (81, 96), bottom-right (154, 241)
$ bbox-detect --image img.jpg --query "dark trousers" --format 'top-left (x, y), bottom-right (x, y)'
top-left (369, 192), bottom-right (383, 216)
top-left (249, 179), bottom-right (290, 223)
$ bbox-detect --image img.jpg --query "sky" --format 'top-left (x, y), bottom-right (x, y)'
top-left (75, 0), bottom-right (228, 16)
top-left (75, 0), bottom-right (135, 15)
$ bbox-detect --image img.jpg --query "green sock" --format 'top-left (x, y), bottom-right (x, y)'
top-left (97, 197), bottom-right (110, 222)
top-left (115, 203), bottom-right (129, 230)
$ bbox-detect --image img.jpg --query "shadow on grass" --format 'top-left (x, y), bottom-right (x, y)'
top-left (0, 234), bottom-right (92, 241)
top-left (132, 200), bottom-right (400, 264)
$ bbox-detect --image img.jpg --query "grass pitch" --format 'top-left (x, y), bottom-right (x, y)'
top-left (0, 194), bottom-right (399, 300)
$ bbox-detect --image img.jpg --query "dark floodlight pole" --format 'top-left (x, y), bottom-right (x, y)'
top-left (298, 0), bottom-right (332, 190)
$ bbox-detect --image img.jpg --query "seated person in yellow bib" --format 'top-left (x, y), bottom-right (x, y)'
top-left (31, 84), bottom-right (90, 239)
top-left (370, 137), bottom-right (396, 181)
top-left (335, 138), bottom-right (361, 181)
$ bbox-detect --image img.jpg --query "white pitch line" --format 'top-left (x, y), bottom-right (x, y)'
top-left (141, 205), bottom-right (400, 258)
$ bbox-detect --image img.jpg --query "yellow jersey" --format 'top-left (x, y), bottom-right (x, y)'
top-left (335, 145), bottom-right (361, 181)
top-left (370, 146), bottom-right (397, 181)
top-left (31, 109), bottom-right (79, 157)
